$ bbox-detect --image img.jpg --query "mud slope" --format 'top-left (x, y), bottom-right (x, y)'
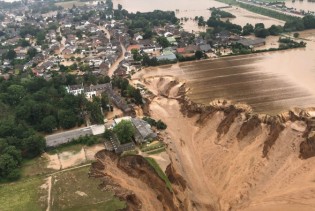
top-left (143, 76), bottom-right (315, 211)
top-left (90, 150), bottom-right (184, 211)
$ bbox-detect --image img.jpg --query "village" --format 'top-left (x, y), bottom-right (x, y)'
top-left (0, 0), bottom-right (284, 155)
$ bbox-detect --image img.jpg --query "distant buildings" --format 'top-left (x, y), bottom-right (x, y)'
top-left (66, 83), bottom-right (132, 113)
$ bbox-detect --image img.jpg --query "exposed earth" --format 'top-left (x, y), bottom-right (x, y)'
top-left (91, 72), bottom-right (315, 211)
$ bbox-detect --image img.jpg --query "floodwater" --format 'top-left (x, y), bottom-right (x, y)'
top-left (112, 0), bottom-right (285, 31)
top-left (134, 30), bottom-right (315, 114)
top-left (285, 0), bottom-right (315, 13)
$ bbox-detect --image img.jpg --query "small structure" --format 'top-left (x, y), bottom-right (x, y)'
top-left (236, 38), bottom-right (266, 48)
top-left (156, 51), bottom-right (177, 62)
top-left (131, 118), bottom-right (157, 144)
top-left (45, 125), bottom-right (105, 148)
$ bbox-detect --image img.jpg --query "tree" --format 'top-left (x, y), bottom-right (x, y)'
top-left (7, 85), bottom-right (26, 106)
top-left (87, 100), bottom-right (103, 124)
top-left (255, 23), bottom-right (265, 30)
top-left (303, 15), bottom-right (315, 29)
top-left (6, 49), bottom-right (16, 60)
top-left (58, 110), bottom-right (77, 129)
top-left (22, 135), bottom-right (45, 158)
top-left (254, 28), bottom-right (270, 38)
top-left (133, 89), bottom-right (143, 105)
top-left (27, 47), bottom-right (38, 59)
top-left (268, 25), bottom-right (283, 36)
top-left (156, 120), bottom-right (167, 130)
top-left (242, 23), bottom-right (254, 35)
top-left (56, 36), bottom-right (62, 42)
top-left (195, 50), bottom-right (203, 60)
top-left (157, 36), bottom-right (171, 48)
top-left (19, 39), bottom-right (30, 47)
top-left (40, 115), bottom-right (57, 133)
top-left (118, 3), bottom-right (122, 11)
top-left (113, 120), bottom-right (135, 144)
top-left (0, 153), bottom-right (20, 180)
top-left (198, 16), bottom-right (205, 26)
top-left (294, 32), bottom-right (300, 38)
top-left (101, 92), bottom-right (110, 111)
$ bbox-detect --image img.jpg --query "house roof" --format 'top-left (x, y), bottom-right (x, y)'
top-left (199, 44), bottom-right (212, 52)
top-left (131, 118), bottom-right (157, 141)
top-left (176, 48), bottom-right (185, 53)
top-left (237, 38), bottom-right (265, 47)
top-left (127, 44), bottom-right (140, 52)
top-left (157, 52), bottom-right (177, 61)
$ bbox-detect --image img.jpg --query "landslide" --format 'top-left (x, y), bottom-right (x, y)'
top-left (90, 150), bottom-right (183, 211)
top-left (142, 76), bottom-right (315, 211)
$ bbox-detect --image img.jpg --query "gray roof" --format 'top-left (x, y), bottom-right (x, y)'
top-left (199, 44), bottom-right (212, 52)
top-left (237, 38), bottom-right (266, 47)
top-left (132, 118), bottom-right (157, 142)
top-left (84, 83), bottom-right (111, 92)
top-left (156, 53), bottom-right (177, 61)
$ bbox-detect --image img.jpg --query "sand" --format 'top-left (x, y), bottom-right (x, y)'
top-left (46, 144), bottom-right (105, 170)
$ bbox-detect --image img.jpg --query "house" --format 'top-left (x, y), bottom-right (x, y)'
top-left (176, 48), bottom-right (185, 54)
top-left (127, 44), bottom-right (141, 52)
top-left (167, 37), bottom-right (178, 46)
top-left (65, 84), bottom-right (84, 95)
top-left (236, 38), bottom-right (266, 48)
top-left (135, 33), bottom-right (143, 41)
top-left (199, 44), bottom-right (212, 52)
top-left (112, 117), bottom-right (157, 145)
top-left (184, 45), bottom-right (199, 53)
top-left (156, 51), bottom-right (177, 61)
top-left (131, 118), bottom-right (157, 144)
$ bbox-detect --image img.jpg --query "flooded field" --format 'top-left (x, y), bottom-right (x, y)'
top-left (285, 0), bottom-right (315, 13)
top-left (134, 30), bottom-right (315, 114)
top-left (113, 0), bottom-right (285, 31)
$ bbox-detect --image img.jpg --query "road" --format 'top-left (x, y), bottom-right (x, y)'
top-left (106, 41), bottom-right (126, 77)
top-left (237, 0), bottom-right (304, 18)
top-left (98, 25), bottom-right (126, 77)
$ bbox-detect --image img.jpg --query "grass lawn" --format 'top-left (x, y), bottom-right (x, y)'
top-left (146, 147), bottom-right (166, 155)
top-left (144, 157), bottom-right (173, 192)
top-left (21, 156), bottom-right (55, 178)
top-left (51, 166), bottom-right (126, 211)
top-left (0, 177), bottom-right (47, 211)
top-left (141, 141), bottom-right (165, 152)
top-left (47, 143), bottom-right (84, 155)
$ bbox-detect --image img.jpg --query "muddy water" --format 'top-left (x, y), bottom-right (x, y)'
top-left (285, 0), bottom-right (315, 13)
top-left (112, 0), bottom-right (285, 31)
top-left (134, 30), bottom-right (315, 114)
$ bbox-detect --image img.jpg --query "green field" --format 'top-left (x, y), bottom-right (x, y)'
top-left (21, 156), bottom-right (55, 178)
top-left (145, 157), bottom-right (172, 192)
top-left (1, 165), bottom-right (125, 211)
top-left (0, 177), bottom-right (47, 211)
top-left (50, 166), bottom-right (126, 211)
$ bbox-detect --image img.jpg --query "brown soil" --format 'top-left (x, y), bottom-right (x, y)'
top-left (134, 75), bottom-right (315, 211)
top-left (90, 150), bottom-right (183, 211)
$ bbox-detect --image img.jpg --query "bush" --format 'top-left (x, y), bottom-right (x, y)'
top-left (143, 117), bottom-right (167, 130)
